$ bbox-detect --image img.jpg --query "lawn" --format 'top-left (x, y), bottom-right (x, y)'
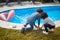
top-left (0, 27), bottom-right (60, 40)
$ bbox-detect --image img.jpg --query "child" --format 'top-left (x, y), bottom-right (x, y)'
top-left (40, 12), bottom-right (55, 34)
top-left (21, 8), bottom-right (43, 33)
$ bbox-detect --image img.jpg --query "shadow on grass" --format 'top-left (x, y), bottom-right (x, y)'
top-left (0, 27), bottom-right (60, 40)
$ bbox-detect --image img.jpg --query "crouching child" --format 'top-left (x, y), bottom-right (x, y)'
top-left (40, 12), bottom-right (55, 35)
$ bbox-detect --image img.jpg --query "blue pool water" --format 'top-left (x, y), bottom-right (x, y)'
top-left (2, 6), bottom-right (60, 24)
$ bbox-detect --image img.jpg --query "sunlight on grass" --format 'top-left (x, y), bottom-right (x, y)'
top-left (0, 27), bottom-right (60, 40)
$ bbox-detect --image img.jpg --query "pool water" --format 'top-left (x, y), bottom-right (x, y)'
top-left (2, 6), bottom-right (60, 24)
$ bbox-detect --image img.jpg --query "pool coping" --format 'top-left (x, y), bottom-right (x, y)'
top-left (0, 3), bottom-right (60, 30)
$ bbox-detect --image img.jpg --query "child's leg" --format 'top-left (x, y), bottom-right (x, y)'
top-left (34, 24), bottom-right (38, 28)
top-left (6, 10), bottom-right (15, 21)
top-left (45, 24), bottom-right (55, 29)
top-left (42, 24), bottom-right (49, 34)
top-left (26, 24), bottom-right (34, 30)
top-left (44, 24), bottom-right (55, 32)
top-left (21, 23), bottom-right (28, 33)
top-left (21, 23), bottom-right (34, 34)
top-left (44, 24), bottom-right (49, 32)
top-left (47, 24), bottom-right (55, 31)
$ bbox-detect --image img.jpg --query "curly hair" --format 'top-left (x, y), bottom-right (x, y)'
top-left (41, 12), bottom-right (48, 19)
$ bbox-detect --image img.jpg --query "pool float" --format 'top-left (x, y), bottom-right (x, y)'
top-left (0, 13), bottom-right (8, 21)
top-left (6, 10), bottom-right (15, 21)
top-left (0, 10), bottom-right (15, 21)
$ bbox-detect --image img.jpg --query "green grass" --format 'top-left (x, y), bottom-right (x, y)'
top-left (0, 27), bottom-right (60, 40)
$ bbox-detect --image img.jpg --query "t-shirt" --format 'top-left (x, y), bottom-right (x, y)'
top-left (26, 12), bottom-right (40, 24)
top-left (44, 17), bottom-right (55, 26)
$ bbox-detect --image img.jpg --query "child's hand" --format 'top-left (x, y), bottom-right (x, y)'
top-left (40, 27), bottom-right (42, 29)
top-left (38, 25), bottom-right (40, 28)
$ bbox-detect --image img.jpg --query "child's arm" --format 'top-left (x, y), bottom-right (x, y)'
top-left (38, 16), bottom-right (40, 28)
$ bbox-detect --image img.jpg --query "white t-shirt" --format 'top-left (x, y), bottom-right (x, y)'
top-left (44, 17), bottom-right (55, 26)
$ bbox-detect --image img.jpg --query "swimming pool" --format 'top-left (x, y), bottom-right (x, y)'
top-left (2, 6), bottom-right (60, 24)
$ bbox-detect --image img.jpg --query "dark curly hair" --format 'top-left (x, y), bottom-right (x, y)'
top-left (41, 12), bottom-right (48, 19)
top-left (37, 8), bottom-right (43, 13)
